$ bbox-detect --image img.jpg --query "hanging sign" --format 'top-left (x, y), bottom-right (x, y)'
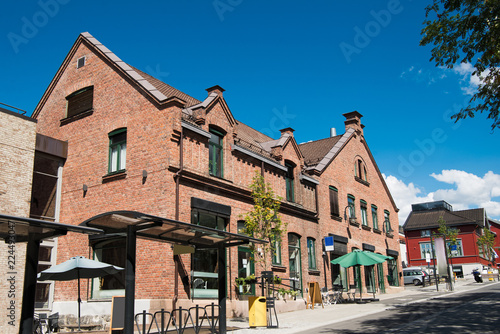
top-left (324, 236), bottom-right (334, 252)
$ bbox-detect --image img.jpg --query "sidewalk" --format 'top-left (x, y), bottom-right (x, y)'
top-left (228, 278), bottom-right (499, 333)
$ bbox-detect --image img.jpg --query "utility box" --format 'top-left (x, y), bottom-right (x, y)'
top-left (248, 296), bottom-right (267, 327)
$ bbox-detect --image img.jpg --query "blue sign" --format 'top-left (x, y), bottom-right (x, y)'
top-left (324, 236), bottom-right (334, 252)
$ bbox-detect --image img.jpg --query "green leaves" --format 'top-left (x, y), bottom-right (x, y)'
top-left (241, 171), bottom-right (287, 271)
top-left (421, 0), bottom-right (500, 130)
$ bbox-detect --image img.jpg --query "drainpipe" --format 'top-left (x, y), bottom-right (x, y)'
top-left (173, 127), bottom-right (184, 310)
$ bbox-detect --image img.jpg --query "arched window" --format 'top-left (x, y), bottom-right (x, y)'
top-left (354, 158), bottom-right (368, 181)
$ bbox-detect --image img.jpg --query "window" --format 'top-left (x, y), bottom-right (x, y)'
top-left (421, 240), bottom-right (463, 259)
top-left (307, 237), bottom-right (317, 270)
top-left (92, 238), bottom-right (126, 299)
top-left (66, 86), bottom-right (93, 118)
top-left (272, 239), bottom-right (282, 265)
top-left (347, 194), bottom-right (356, 219)
top-left (288, 233), bottom-right (302, 293)
top-left (360, 200), bottom-right (368, 226)
top-left (329, 186), bottom-right (340, 217)
top-left (209, 128), bottom-right (224, 177)
top-left (35, 242), bottom-right (56, 309)
top-left (237, 221), bottom-right (255, 295)
top-left (77, 56), bottom-right (86, 68)
top-left (420, 230), bottom-right (431, 237)
top-left (285, 161), bottom-right (295, 202)
top-left (371, 205), bottom-right (379, 230)
top-left (384, 210), bottom-right (391, 233)
top-left (420, 242), bottom-right (433, 259)
top-left (354, 158), bottom-right (367, 181)
top-left (108, 128), bottom-right (127, 173)
top-left (191, 210), bottom-right (227, 298)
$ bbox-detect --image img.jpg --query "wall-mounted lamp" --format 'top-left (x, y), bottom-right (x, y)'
top-left (83, 184), bottom-right (88, 197)
top-left (344, 205), bottom-right (357, 223)
top-left (383, 220), bottom-right (394, 235)
top-left (142, 170), bottom-right (147, 184)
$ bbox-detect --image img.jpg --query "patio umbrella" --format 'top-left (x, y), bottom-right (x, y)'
top-left (330, 250), bottom-right (391, 301)
top-left (38, 256), bottom-right (124, 331)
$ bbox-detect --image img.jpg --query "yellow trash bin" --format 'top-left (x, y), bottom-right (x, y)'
top-left (248, 296), bottom-right (267, 327)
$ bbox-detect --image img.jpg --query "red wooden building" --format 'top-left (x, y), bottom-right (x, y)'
top-left (403, 201), bottom-right (494, 277)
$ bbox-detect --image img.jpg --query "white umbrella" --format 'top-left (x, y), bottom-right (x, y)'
top-left (38, 256), bottom-right (124, 330)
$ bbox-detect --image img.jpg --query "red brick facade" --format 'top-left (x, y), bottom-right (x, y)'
top-left (32, 33), bottom-right (402, 316)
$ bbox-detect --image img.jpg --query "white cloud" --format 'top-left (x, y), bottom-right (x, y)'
top-left (383, 174), bottom-right (434, 224)
top-left (384, 170), bottom-right (500, 225)
top-left (451, 63), bottom-right (490, 96)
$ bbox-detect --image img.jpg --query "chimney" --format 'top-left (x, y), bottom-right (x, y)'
top-left (206, 85), bottom-right (225, 97)
top-left (330, 128), bottom-right (337, 137)
top-left (279, 127), bottom-right (295, 137)
top-left (343, 111), bottom-right (364, 136)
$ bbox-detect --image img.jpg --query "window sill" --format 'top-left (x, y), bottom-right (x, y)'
top-left (271, 265), bottom-right (287, 272)
top-left (386, 233), bottom-right (394, 238)
top-left (60, 109), bottom-right (94, 126)
top-left (102, 171), bottom-right (127, 183)
top-left (331, 215), bottom-right (342, 222)
top-left (308, 269), bottom-right (321, 276)
top-left (373, 228), bottom-right (382, 234)
top-left (354, 176), bottom-right (370, 187)
top-left (349, 219), bottom-right (360, 227)
top-left (362, 225), bottom-right (371, 231)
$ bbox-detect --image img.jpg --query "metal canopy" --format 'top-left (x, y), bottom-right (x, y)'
top-left (0, 214), bottom-right (103, 334)
top-left (0, 213), bottom-right (103, 242)
top-left (80, 210), bottom-right (266, 248)
top-left (79, 210), bottom-right (266, 334)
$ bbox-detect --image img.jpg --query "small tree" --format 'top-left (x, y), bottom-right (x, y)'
top-left (477, 227), bottom-right (496, 267)
top-left (435, 216), bottom-right (460, 263)
top-left (242, 171), bottom-right (287, 272)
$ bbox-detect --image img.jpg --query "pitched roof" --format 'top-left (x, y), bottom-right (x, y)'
top-left (404, 208), bottom-right (486, 231)
top-left (132, 67), bottom-right (201, 107)
top-left (299, 136), bottom-right (342, 166)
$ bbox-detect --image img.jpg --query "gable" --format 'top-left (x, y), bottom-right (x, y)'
top-left (33, 32), bottom-right (199, 119)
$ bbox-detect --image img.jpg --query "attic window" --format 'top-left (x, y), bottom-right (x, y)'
top-left (77, 56), bottom-right (86, 69)
top-left (66, 86), bottom-right (93, 118)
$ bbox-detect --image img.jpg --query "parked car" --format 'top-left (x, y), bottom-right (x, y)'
top-left (403, 267), bottom-right (426, 285)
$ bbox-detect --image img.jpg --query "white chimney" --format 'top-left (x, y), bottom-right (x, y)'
top-left (330, 128), bottom-right (337, 137)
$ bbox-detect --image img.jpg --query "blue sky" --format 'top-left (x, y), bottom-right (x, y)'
top-left (1, 0), bottom-right (499, 223)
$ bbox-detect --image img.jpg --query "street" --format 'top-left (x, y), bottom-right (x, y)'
top-left (295, 283), bottom-right (500, 334)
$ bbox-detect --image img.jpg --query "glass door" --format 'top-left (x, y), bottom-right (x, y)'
top-left (288, 234), bottom-right (302, 294)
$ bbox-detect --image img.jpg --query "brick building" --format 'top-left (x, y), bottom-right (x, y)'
top-left (31, 32), bottom-right (401, 322)
top-left (0, 106), bottom-right (36, 334)
top-left (403, 200), bottom-right (494, 277)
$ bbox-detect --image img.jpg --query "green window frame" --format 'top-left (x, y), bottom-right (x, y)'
top-left (307, 237), bottom-right (317, 270)
top-left (329, 186), bottom-right (340, 217)
top-left (108, 128), bottom-right (127, 174)
top-left (360, 200), bottom-right (368, 226)
top-left (384, 210), bottom-right (391, 233)
top-left (347, 194), bottom-right (356, 219)
top-left (272, 239), bottom-right (282, 265)
top-left (285, 161), bottom-right (295, 202)
top-left (209, 128), bottom-right (224, 177)
top-left (371, 205), bottom-right (378, 230)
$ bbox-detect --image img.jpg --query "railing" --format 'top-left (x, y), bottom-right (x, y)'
top-left (0, 102), bottom-right (28, 115)
top-left (135, 303), bottom-right (220, 334)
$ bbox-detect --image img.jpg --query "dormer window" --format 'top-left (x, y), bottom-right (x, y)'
top-left (66, 86), bottom-right (93, 118)
top-left (209, 127), bottom-right (224, 178)
top-left (285, 161), bottom-right (295, 202)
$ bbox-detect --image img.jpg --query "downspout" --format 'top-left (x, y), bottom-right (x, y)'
top-left (173, 126), bottom-right (184, 311)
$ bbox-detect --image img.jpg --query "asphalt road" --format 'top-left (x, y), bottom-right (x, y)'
top-left (295, 283), bottom-right (500, 334)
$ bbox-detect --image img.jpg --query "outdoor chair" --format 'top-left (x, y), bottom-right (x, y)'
top-left (347, 285), bottom-right (357, 302)
top-left (321, 287), bottom-right (331, 306)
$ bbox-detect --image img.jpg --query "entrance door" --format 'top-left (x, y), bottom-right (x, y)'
top-left (364, 265), bottom-right (375, 293)
top-left (237, 246), bottom-right (255, 295)
top-left (288, 234), bottom-right (302, 294)
top-left (377, 263), bottom-right (385, 293)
